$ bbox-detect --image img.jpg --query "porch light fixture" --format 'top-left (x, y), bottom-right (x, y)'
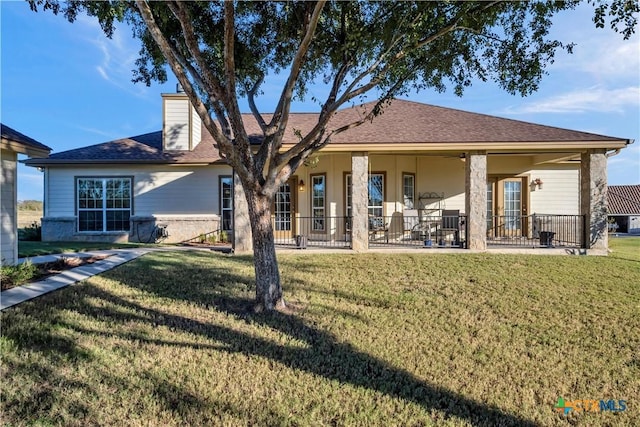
top-left (298, 180), bottom-right (305, 192)
top-left (459, 154), bottom-right (466, 162)
top-left (532, 178), bottom-right (543, 190)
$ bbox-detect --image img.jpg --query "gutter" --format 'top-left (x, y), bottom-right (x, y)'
top-left (607, 138), bottom-right (634, 158)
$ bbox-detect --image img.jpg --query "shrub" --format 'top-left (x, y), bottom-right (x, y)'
top-left (1, 260), bottom-right (37, 290)
top-left (18, 222), bottom-right (41, 241)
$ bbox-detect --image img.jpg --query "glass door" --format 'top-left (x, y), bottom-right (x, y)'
top-left (273, 177), bottom-right (297, 239)
top-left (488, 177), bottom-right (529, 237)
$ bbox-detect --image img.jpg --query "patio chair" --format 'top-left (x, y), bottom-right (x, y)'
top-left (437, 210), bottom-right (460, 246)
top-left (368, 215), bottom-right (389, 242)
top-left (403, 209), bottom-right (420, 240)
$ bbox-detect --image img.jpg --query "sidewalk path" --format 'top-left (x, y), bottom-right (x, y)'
top-left (1, 248), bottom-right (152, 311)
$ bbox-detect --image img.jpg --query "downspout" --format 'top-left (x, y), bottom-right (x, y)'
top-left (607, 138), bottom-right (635, 158)
top-left (606, 148), bottom-right (621, 158)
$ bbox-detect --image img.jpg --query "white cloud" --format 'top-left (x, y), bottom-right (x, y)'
top-left (501, 86), bottom-right (640, 114)
top-left (548, 4), bottom-right (640, 83)
top-left (74, 14), bottom-right (148, 98)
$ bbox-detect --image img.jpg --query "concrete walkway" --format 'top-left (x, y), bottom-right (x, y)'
top-left (1, 248), bottom-right (152, 311)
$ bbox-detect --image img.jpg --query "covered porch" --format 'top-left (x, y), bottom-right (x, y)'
top-left (233, 149), bottom-right (609, 253)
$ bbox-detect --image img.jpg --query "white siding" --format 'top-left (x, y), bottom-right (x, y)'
top-left (191, 105), bottom-right (202, 150)
top-left (528, 167), bottom-right (580, 214)
top-left (46, 164), bottom-right (233, 218)
top-left (489, 156), bottom-right (580, 215)
top-left (164, 98), bottom-right (191, 150)
top-left (1, 149), bottom-right (18, 265)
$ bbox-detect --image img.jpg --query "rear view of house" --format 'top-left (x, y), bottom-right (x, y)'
top-left (25, 89), bottom-right (632, 253)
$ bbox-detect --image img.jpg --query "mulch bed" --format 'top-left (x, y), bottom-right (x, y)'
top-left (1, 255), bottom-right (109, 291)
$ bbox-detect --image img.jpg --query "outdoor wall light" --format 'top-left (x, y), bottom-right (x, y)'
top-left (532, 178), bottom-right (543, 190)
top-left (298, 180), bottom-right (305, 192)
top-left (459, 153), bottom-right (466, 162)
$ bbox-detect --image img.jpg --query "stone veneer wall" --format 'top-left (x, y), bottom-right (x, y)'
top-left (465, 151), bottom-right (487, 250)
top-left (580, 149), bottom-right (608, 250)
top-left (351, 152), bottom-right (369, 251)
top-left (130, 215), bottom-right (220, 243)
top-left (42, 215), bottom-right (220, 244)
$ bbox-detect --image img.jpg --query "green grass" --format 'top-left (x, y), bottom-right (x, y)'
top-left (18, 241), bottom-right (151, 258)
top-left (609, 236), bottom-right (640, 262)
top-left (1, 251), bottom-right (638, 426)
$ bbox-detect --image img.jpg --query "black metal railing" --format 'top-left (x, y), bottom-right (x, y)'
top-left (269, 213), bottom-right (583, 250)
top-left (272, 216), bottom-right (352, 249)
top-left (368, 214), bottom-right (468, 248)
top-left (487, 214), bottom-right (584, 248)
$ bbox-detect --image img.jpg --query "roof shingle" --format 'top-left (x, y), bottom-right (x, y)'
top-left (1, 123), bottom-right (51, 153)
top-left (25, 99), bottom-right (628, 166)
top-left (608, 185), bottom-right (640, 215)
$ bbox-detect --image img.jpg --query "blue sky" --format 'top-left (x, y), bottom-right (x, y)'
top-left (2, 1), bottom-right (639, 201)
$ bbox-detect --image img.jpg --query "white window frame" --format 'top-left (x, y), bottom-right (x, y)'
top-left (220, 176), bottom-right (233, 231)
top-left (311, 174), bottom-right (326, 231)
top-left (345, 172), bottom-right (385, 218)
top-left (77, 177), bottom-right (132, 232)
top-left (403, 173), bottom-right (415, 209)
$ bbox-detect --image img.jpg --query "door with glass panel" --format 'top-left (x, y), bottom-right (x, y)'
top-left (487, 177), bottom-right (528, 237)
top-left (273, 177), bottom-right (297, 239)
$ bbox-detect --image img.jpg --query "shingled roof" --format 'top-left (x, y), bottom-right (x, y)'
top-left (1, 123), bottom-right (51, 156)
top-left (608, 185), bottom-right (640, 215)
top-left (25, 99), bottom-right (628, 166)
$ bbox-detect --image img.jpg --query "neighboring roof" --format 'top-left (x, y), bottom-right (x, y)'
top-left (1, 123), bottom-right (51, 157)
top-left (24, 99), bottom-right (629, 166)
top-left (608, 185), bottom-right (640, 215)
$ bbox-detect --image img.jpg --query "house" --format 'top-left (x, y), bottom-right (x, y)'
top-left (1, 124), bottom-right (51, 265)
top-left (24, 88), bottom-right (632, 253)
top-left (608, 185), bottom-right (640, 234)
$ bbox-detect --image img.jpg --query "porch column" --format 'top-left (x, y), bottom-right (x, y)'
top-left (580, 149), bottom-right (608, 250)
top-left (232, 172), bottom-right (253, 254)
top-left (465, 151), bottom-right (487, 250)
top-left (351, 152), bottom-right (369, 251)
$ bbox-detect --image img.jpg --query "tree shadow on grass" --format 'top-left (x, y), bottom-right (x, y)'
top-left (100, 254), bottom-right (537, 426)
top-left (3, 252), bottom-right (538, 426)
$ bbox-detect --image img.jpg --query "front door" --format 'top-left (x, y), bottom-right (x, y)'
top-left (273, 177), bottom-right (297, 239)
top-left (487, 177), bottom-right (529, 237)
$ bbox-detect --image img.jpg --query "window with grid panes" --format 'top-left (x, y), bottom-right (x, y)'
top-left (77, 177), bottom-right (131, 232)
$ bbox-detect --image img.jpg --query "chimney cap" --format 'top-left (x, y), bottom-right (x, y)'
top-left (176, 83), bottom-right (185, 93)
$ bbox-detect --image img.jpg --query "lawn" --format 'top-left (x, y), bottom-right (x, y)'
top-left (1, 250), bottom-right (638, 426)
top-left (609, 235), bottom-right (640, 262)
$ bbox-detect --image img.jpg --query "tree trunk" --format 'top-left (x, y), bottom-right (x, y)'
top-left (245, 189), bottom-right (285, 312)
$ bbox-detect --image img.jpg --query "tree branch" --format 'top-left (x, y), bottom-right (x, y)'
top-left (135, 1), bottom-right (233, 155)
top-left (270, 1), bottom-right (326, 135)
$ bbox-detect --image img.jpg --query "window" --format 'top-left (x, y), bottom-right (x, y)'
top-left (344, 173), bottom-right (385, 218)
top-left (77, 177), bottom-right (131, 232)
top-left (311, 174), bottom-right (326, 231)
top-left (368, 173), bottom-right (384, 218)
top-left (403, 173), bottom-right (415, 209)
top-left (220, 176), bottom-right (233, 231)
